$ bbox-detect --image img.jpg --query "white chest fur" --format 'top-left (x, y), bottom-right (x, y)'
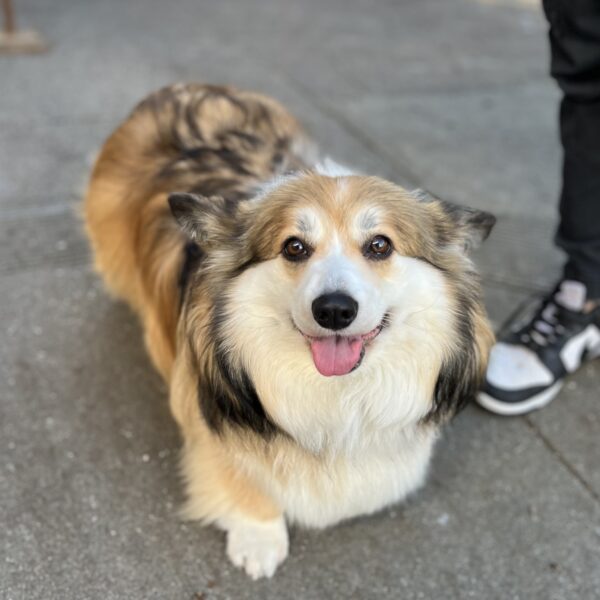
top-left (236, 425), bottom-right (437, 529)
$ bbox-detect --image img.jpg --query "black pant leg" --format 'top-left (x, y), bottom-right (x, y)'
top-left (543, 0), bottom-right (600, 298)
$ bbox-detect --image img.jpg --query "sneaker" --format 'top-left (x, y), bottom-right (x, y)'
top-left (478, 280), bottom-right (600, 416)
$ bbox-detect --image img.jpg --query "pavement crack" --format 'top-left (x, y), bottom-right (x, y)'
top-left (524, 417), bottom-right (600, 505)
top-left (283, 75), bottom-right (424, 188)
top-left (481, 275), bottom-right (550, 294)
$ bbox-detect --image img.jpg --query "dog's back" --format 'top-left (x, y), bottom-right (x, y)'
top-left (84, 83), bottom-right (315, 379)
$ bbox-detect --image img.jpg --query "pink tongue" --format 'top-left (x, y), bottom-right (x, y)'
top-left (309, 336), bottom-right (364, 376)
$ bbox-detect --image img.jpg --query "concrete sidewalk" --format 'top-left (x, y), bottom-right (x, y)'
top-left (1, 0), bottom-right (599, 598)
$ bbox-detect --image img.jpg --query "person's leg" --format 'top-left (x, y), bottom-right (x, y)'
top-left (546, 0), bottom-right (600, 300)
top-left (477, 0), bottom-right (600, 416)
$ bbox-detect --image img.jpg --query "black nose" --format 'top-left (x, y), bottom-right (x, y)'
top-left (312, 293), bottom-right (358, 331)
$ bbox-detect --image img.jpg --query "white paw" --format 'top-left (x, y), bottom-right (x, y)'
top-left (226, 516), bottom-right (289, 580)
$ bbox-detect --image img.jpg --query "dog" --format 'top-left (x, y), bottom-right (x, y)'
top-left (84, 83), bottom-right (495, 579)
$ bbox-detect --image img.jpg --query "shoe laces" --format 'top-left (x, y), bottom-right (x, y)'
top-left (517, 297), bottom-right (566, 349)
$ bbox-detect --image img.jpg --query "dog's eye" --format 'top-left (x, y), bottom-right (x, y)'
top-left (282, 237), bottom-right (310, 261)
top-left (365, 235), bottom-right (393, 259)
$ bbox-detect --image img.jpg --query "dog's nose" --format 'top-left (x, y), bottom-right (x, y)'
top-left (312, 293), bottom-right (358, 330)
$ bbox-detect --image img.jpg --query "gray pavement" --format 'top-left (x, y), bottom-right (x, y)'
top-left (1, 0), bottom-right (599, 598)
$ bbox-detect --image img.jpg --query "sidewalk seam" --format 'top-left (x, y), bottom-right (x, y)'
top-left (283, 74), bottom-right (423, 188)
top-left (524, 417), bottom-right (600, 505)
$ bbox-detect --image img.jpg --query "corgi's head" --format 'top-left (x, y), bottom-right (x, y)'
top-left (170, 172), bottom-right (495, 450)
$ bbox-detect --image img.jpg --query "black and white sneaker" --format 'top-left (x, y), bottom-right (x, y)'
top-left (478, 280), bottom-right (600, 416)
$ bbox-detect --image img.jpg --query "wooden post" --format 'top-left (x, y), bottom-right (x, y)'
top-left (0, 0), bottom-right (49, 53)
top-left (2, 0), bottom-right (16, 34)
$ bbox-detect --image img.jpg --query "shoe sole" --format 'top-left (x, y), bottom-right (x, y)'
top-left (477, 333), bottom-right (600, 417)
top-left (476, 380), bottom-right (564, 416)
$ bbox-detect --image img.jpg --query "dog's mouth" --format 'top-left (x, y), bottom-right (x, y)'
top-left (299, 315), bottom-right (389, 377)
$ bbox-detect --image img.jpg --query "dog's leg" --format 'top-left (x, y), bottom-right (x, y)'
top-left (170, 354), bottom-right (288, 579)
top-left (180, 437), bottom-right (288, 580)
top-left (222, 512), bottom-right (289, 580)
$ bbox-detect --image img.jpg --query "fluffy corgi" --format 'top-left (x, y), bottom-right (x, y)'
top-left (84, 83), bottom-right (495, 579)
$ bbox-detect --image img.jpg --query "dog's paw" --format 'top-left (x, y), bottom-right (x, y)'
top-left (226, 516), bottom-right (288, 580)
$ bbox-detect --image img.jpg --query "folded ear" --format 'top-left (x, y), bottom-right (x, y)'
top-left (413, 189), bottom-right (496, 252)
top-left (440, 200), bottom-right (496, 251)
top-left (168, 193), bottom-right (235, 245)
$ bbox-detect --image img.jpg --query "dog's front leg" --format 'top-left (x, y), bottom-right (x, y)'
top-left (222, 511), bottom-right (289, 580)
top-left (180, 436), bottom-right (288, 580)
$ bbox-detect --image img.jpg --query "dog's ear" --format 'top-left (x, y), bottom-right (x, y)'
top-left (414, 189), bottom-right (496, 252)
top-left (168, 193), bottom-right (236, 246)
top-left (439, 200), bottom-right (496, 251)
